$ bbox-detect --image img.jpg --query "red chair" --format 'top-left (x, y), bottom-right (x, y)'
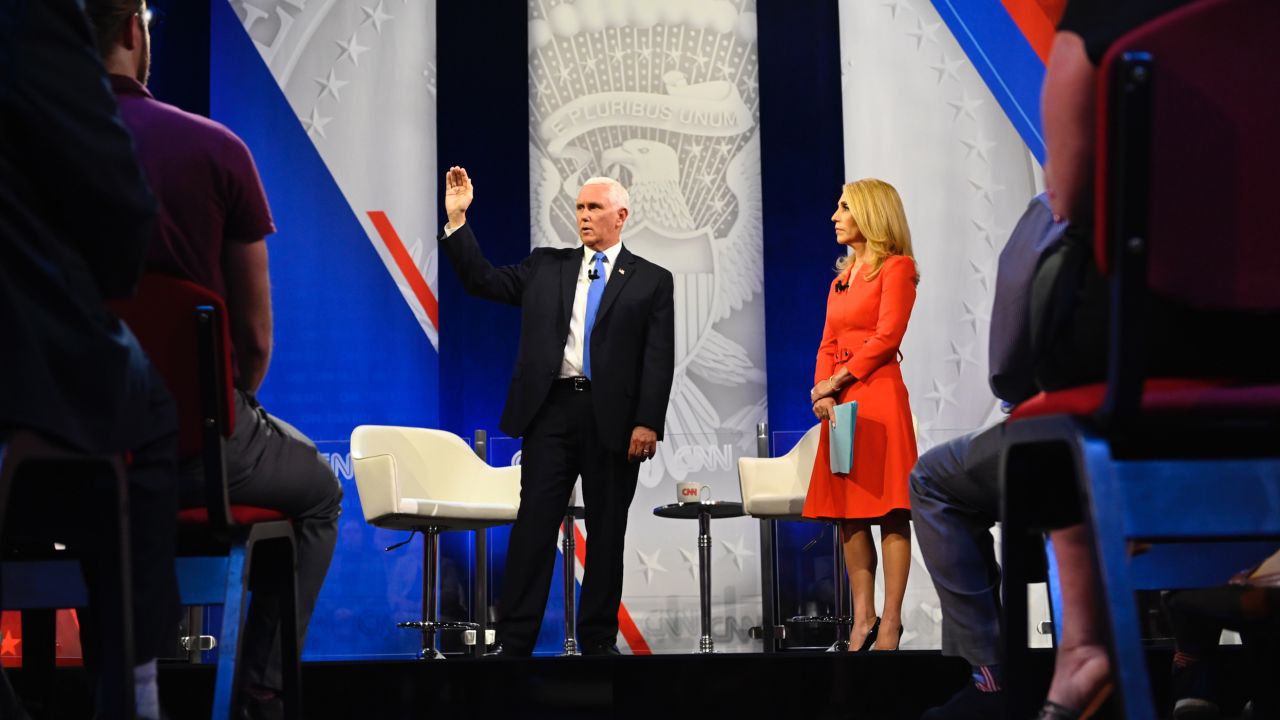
top-left (999, 1), bottom-right (1280, 718)
top-left (111, 274), bottom-right (301, 720)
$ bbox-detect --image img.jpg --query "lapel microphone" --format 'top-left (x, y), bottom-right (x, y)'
top-left (834, 279), bottom-right (849, 293)
top-left (588, 267), bottom-right (600, 280)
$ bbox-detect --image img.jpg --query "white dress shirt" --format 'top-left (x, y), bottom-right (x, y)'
top-left (561, 242), bottom-right (623, 378)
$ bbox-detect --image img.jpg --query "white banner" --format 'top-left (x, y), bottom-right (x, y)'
top-left (229, 0), bottom-right (440, 346)
top-left (838, 0), bottom-right (1048, 650)
top-left (529, 0), bottom-right (767, 653)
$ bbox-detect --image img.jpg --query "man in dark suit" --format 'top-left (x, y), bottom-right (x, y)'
top-left (439, 166), bottom-right (675, 656)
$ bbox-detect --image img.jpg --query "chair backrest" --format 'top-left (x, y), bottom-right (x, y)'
top-left (109, 273), bottom-right (235, 530)
top-left (737, 424), bottom-right (821, 518)
top-left (1095, 0), bottom-right (1280, 311)
top-left (350, 425), bottom-right (521, 522)
top-left (1093, 0), bottom-right (1280, 417)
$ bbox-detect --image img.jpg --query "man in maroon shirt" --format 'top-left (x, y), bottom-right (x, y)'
top-left (84, 3), bottom-right (342, 717)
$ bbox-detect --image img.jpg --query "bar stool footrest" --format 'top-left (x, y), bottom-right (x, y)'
top-left (787, 615), bottom-right (851, 624)
top-left (748, 625), bottom-right (787, 640)
top-left (397, 620), bottom-right (479, 632)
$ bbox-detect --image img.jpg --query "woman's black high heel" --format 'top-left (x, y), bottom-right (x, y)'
top-left (855, 617), bottom-right (881, 653)
top-left (870, 624), bottom-right (905, 651)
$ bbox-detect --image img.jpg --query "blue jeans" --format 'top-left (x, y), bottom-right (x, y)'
top-left (909, 423), bottom-right (1006, 667)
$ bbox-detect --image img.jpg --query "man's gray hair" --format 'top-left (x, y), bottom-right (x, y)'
top-left (582, 176), bottom-right (630, 211)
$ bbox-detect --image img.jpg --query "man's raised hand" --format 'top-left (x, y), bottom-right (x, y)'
top-left (444, 166), bottom-right (474, 229)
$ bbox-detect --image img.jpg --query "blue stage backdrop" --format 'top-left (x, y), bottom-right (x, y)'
top-left (210, 0), bottom-right (442, 659)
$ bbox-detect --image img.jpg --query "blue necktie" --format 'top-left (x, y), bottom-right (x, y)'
top-left (582, 251), bottom-right (606, 380)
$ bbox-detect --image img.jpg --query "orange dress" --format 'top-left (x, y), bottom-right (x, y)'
top-left (803, 254), bottom-right (919, 520)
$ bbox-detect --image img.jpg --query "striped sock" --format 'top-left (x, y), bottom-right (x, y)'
top-left (973, 664), bottom-right (1002, 693)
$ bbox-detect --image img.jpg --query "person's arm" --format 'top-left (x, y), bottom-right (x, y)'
top-left (632, 269), bottom-right (676, 445)
top-left (840, 257), bottom-right (917, 380)
top-left (1042, 30), bottom-right (1096, 223)
top-left (988, 194), bottom-right (1065, 404)
top-left (812, 287), bottom-right (839, 384)
top-left (809, 285), bottom-right (845, 419)
top-left (223, 240), bottom-right (272, 392)
top-left (5, 0), bottom-right (155, 298)
top-left (437, 167), bottom-right (536, 305)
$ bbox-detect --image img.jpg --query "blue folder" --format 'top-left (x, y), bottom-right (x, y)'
top-left (829, 400), bottom-right (857, 474)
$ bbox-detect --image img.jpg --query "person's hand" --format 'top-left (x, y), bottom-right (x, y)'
top-left (809, 366), bottom-right (853, 404)
top-left (628, 425), bottom-right (658, 463)
top-left (810, 378), bottom-right (836, 404)
top-left (813, 396), bottom-right (836, 423)
top-left (831, 366), bottom-right (852, 386)
top-left (444, 166), bottom-right (473, 228)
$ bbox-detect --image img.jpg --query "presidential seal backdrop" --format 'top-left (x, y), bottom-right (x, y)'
top-left (528, 0), bottom-right (767, 653)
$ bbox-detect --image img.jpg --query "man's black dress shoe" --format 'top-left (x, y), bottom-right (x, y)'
top-left (483, 643), bottom-right (534, 658)
top-left (580, 643), bottom-right (621, 656)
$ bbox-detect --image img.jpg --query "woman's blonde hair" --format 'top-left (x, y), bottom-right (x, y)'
top-left (835, 178), bottom-right (918, 284)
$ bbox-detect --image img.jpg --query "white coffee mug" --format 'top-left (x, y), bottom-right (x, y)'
top-left (676, 481), bottom-right (710, 504)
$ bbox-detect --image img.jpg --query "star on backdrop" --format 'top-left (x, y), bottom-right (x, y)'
top-left (301, 106), bottom-right (331, 138)
top-left (942, 339), bottom-right (979, 373)
top-left (636, 547), bottom-right (668, 585)
top-left (678, 549), bottom-right (699, 580)
top-left (314, 67), bottom-right (348, 100)
top-left (960, 130), bottom-right (996, 162)
top-left (929, 55), bottom-right (965, 85)
top-left (959, 299), bottom-right (991, 333)
top-left (720, 536), bottom-right (756, 572)
top-left (906, 18), bottom-right (943, 50)
top-left (360, 1), bottom-right (392, 34)
top-left (967, 176), bottom-right (1005, 205)
top-left (947, 90), bottom-right (984, 121)
top-left (925, 377), bottom-right (960, 415)
top-left (335, 31), bottom-right (369, 66)
top-left (968, 257), bottom-right (997, 292)
top-left (881, 0), bottom-right (914, 20)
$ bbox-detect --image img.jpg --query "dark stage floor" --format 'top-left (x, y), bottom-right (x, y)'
top-left (4, 646), bottom-right (1260, 719)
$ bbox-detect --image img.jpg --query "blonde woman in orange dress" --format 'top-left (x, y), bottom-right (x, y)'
top-left (806, 178), bottom-right (919, 652)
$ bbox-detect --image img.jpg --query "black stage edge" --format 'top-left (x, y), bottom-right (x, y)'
top-left (6, 647), bottom-right (1262, 719)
